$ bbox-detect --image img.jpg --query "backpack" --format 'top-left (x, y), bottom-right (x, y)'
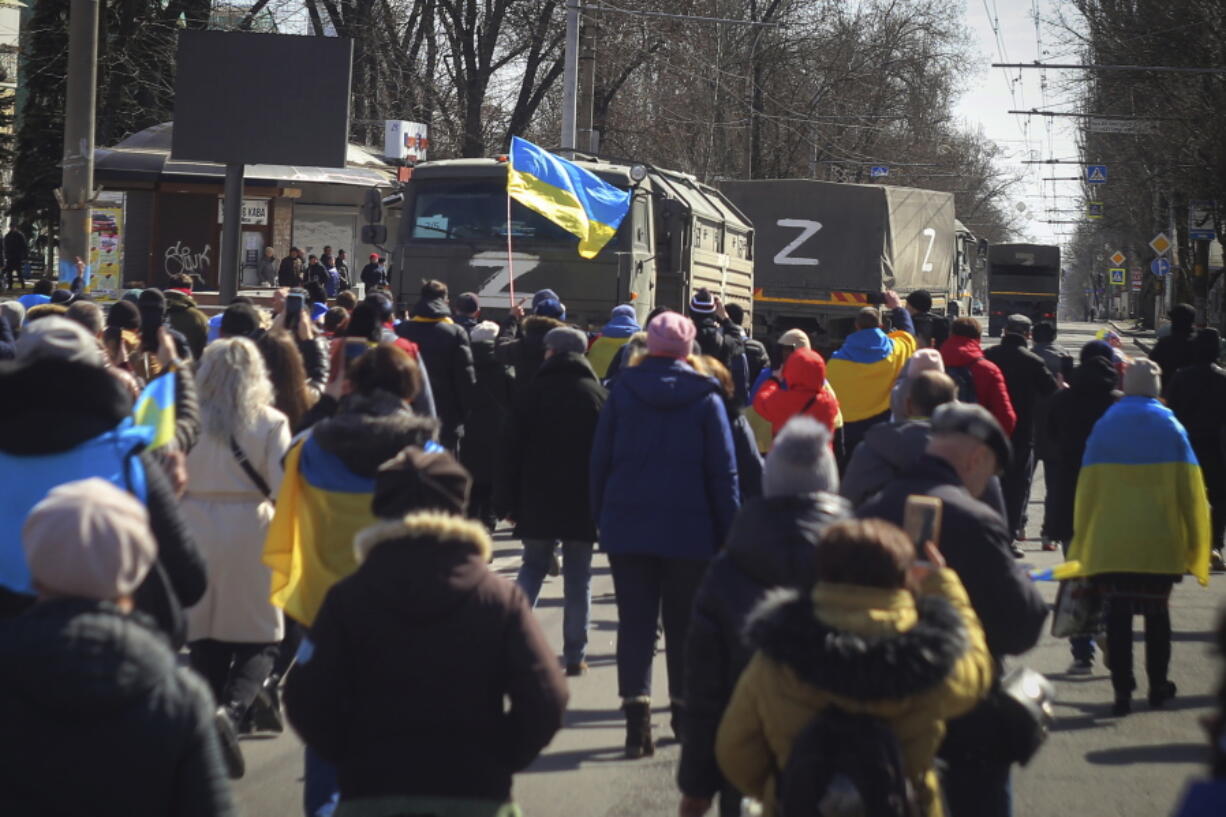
top-left (777, 705), bottom-right (919, 817)
top-left (946, 365), bottom-right (978, 404)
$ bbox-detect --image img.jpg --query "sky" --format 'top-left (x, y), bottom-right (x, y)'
top-left (952, 0), bottom-right (1083, 248)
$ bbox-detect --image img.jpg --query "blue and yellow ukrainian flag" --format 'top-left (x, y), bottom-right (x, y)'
top-left (132, 373), bottom-right (176, 450)
top-left (1067, 396), bottom-right (1211, 586)
top-left (507, 136), bottom-right (632, 258)
top-left (263, 436), bottom-right (379, 627)
top-left (826, 328), bottom-right (916, 423)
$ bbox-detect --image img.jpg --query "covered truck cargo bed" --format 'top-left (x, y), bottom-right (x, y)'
top-left (719, 178), bottom-right (955, 311)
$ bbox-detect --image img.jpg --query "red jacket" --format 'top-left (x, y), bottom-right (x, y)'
top-left (940, 335), bottom-right (1017, 436)
top-left (753, 348), bottom-right (841, 435)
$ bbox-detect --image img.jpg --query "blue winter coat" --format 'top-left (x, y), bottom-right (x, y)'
top-left (590, 356), bottom-right (740, 559)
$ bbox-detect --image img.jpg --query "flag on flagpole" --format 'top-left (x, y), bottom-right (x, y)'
top-left (133, 373), bottom-right (176, 450)
top-left (507, 136), bottom-right (632, 259)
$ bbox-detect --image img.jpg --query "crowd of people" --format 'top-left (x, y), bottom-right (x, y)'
top-left (0, 274), bottom-right (1220, 817)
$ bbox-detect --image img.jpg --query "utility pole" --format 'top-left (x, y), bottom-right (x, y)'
top-left (559, 0), bottom-right (580, 154)
top-left (577, 6), bottom-right (597, 154)
top-left (58, 0), bottom-right (99, 285)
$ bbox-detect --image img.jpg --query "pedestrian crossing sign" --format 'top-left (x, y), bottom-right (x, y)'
top-left (1086, 164), bottom-right (1108, 183)
top-left (1088, 201), bottom-right (1104, 220)
top-left (1109, 267), bottom-right (1126, 286)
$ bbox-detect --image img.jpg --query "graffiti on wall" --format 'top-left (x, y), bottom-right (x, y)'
top-left (164, 241), bottom-right (211, 279)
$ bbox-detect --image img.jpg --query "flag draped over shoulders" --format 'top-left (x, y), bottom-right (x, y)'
top-left (826, 328), bottom-right (916, 423)
top-left (264, 435), bottom-right (379, 626)
top-left (1067, 396), bottom-right (1211, 586)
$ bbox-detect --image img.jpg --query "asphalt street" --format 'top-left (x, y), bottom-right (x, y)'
top-left (234, 321), bottom-right (1226, 817)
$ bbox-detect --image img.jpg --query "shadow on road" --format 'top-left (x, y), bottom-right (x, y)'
top-left (1084, 743), bottom-right (1207, 766)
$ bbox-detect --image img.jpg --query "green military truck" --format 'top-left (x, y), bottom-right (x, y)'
top-left (388, 155), bottom-right (754, 328)
top-left (986, 243), bottom-right (1061, 337)
top-left (718, 179), bottom-right (968, 349)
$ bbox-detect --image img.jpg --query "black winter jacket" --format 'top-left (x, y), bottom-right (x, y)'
top-left (310, 390), bottom-right (440, 477)
top-left (497, 352), bottom-right (606, 541)
top-left (285, 518), bottom-right (567, 802)
top-left (497, 315), bottom-right (564, 397)
top-left (1167, 362), bottom-right (1226, 453)
top-left (1152, 328), bottom-right (1198, 394)
top-left (857, 455), bottom-right (1047, 659)
top-left (679, 492), bottom-right (850, 800)
top-left (460, 339), bottom-right (516, 486)
top-left (0, 359), bottom-right (206, 646)
top-left (1044, 358), bottom-right (1121, 541)
top-left (695, 315), bottom-right (750, 406)
top-left (397, 298), bottom-right (476, 445)
top-left (0, 599), bottom-right (235, 817)
top-left (984, 334), bottom-right (1059, 449)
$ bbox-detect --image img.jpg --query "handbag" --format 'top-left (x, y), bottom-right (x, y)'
top-left (1051, 578), bottom-right (1102, 638)
top-left (230, 436), bottom-right (274, 503)
top-left (993, 666), bottom-right (1056, 766)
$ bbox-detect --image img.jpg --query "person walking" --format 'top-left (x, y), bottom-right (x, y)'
top-left (0, 479), bottom-right (236, 817)
top-left (689, 288), bottom-right (749, 405)
top-left (825, 292), bottom-right (917, 461)
top-left (183, 338), bottom-right (291, 762)
top-left (1031, 321), bottom-right (1074, 552)
top-left (3, 223), bottom-right (27, 290)
top-left (497, 291), bottom-right (566, 396)
top-left (890, 348), bottom-right (946, 422)
top-left (984, 314), bottom-right (1059, 545)
top-left (461, 321), bottom-right (515, 529)
top-left (857, 403), bottom-right (1047, 817)
top-left (679, 417), bottom-right (850, 817)
top-left (453, 291), bottom-right (481, 333)
top-left (725, 302), bottom-right (768, 384)
top-left (905, 289), bottom-right (949, 349)
top-left (939, 317), bottom-right (1016, 437)
top-left (334, 249), bottom-right (349, 286)
top-left (1152, 303), bottom-right (1199, 394)
top-left (587, 304), bottom-right (641, 379)
top-left (699, 355), bottom-right (764, 501)
top-left (714, 518), bottom-right (993, 817)
top-left (164, 273), bottom-right (211, 361)
top-left (1043, 342), bottom-right (1122, 673)
top-left (752, 346), bottom-right (840, 436)
top-left (258, 247), bottom-right (279, 287)
top-left (589, 311), bottom-right (739, 758)
top-left (285, 507), bottom-right (568, 817)
top-left (1068, 358), bottom-right (1212, 715)
top-left (500, 327), bottom-right (606, 676)
top-left (1167, 329), bottom-right (1226, 570)
top-left (396, 279), bottom-right (476, 452)
top-left (749, 327), bottom-right (843, 455)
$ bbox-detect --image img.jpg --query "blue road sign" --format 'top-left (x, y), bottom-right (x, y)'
top-left (870, 166), bottom-right (889, 178)
top-left (1151, 257), bottom-right (1171, 277)
top-left (1108, 267), bottom-right (1126, 286)
top-left (1086, 164), bottom-right (1108, 184)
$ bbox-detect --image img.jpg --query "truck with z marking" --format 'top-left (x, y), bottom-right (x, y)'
top-left (718, 179), bottom-right (976, 353)
top-left (387, 154), bottom-right (754, 329)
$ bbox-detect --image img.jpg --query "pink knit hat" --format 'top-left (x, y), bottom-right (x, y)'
top-left (907, 347), bottom-right (945, 377)
top-left (646, 311), bottom-right (696, 359)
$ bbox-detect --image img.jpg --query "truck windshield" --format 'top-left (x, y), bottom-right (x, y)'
top-left (410, 179), bottom-right (582, 245)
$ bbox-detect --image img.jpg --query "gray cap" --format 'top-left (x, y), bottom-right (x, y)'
top-left (15, 315), bottom-right (103, 366)
top-left (544, 326), bottom-right (588, 356)
top-left (0, 300), bottom-right (24, 334)
top-left (1005, 314), bottom-right (1033, 333)
top-left (763, 416), bottom-right (839, 498)
top-left (931, 402), bottom-right (1012, 470)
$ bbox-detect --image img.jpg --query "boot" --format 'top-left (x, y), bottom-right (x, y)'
top-left (622, 700), bottom-right (654, 759)
top-left (246, 674), bottom-right (285, 734)
top-left (1149, 680), bottom-right (1177, 709)
top-left (214, 706), bottom-right (246, 779)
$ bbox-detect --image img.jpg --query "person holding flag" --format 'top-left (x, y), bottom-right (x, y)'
top-left (0, 316), bottom-right (206, 648)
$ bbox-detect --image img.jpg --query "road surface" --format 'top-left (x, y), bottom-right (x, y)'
top-left (235, 320), bottom-right (1225, 817)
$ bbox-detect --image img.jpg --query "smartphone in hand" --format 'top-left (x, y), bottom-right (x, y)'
top-left (285, 293), bottom-right (305, 330)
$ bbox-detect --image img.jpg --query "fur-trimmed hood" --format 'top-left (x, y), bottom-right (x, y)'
top-left (312, 390), bottom-right (439, 477)
top-left (522, 315), bottom-right (564, 338)
top-left (346, 512), bottom-right (496, 620)
top-left (745, 586), bottom-right (968, 701)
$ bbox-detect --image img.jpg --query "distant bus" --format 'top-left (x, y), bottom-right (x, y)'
top-left (987, 243), bottom-right (1060, 336)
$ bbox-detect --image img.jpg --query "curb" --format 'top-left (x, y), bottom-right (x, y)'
top-left (1109, 320), bottom-right (1155, 355)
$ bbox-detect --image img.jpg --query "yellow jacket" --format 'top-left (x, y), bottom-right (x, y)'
top-left (715, 568), bottom-right (993, 817)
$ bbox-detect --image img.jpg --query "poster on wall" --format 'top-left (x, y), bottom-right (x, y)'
top-left (88, 192), bottom-right (126, 299)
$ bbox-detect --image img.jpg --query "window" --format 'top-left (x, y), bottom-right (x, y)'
top-left (411, 179), bottom-right (621, 248)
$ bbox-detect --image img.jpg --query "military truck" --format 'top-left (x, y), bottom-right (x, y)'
top-left (718, 179), bottom-right (967, 349)
top-left (387, 155), bottom-right (754, 328)
top-left (986, 243), bottom-right (1060, 336)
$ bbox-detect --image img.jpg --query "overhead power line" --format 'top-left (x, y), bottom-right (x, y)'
top-left (1009, 110), bottom-right (1190, 120)
top-left (993, 62), bottom-right (1226, 75)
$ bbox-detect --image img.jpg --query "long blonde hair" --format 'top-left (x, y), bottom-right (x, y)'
top-left (196, 337), bottom-right (274, 437)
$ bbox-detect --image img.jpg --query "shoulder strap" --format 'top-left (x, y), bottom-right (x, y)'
top-left (801, 394), bottom-right (818, 413)
top-left (230, 436), bottom-right (274, 502)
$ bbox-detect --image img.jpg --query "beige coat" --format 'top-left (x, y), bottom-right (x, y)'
top-left (184, 405), bottom-right (290, 643)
